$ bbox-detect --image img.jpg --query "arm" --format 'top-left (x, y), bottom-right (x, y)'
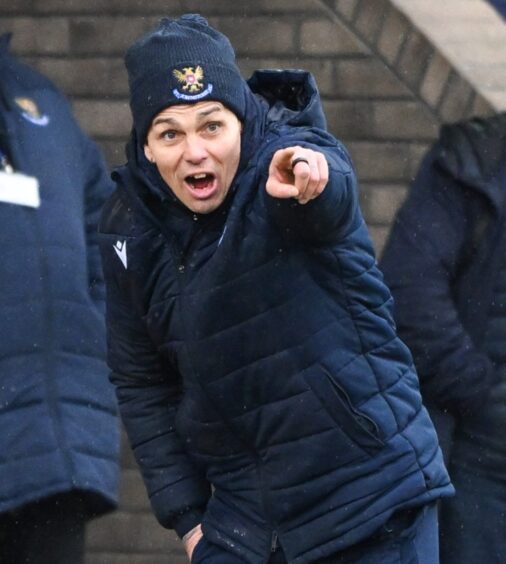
top-left (380, 150), bottom-right (496, 416)
top-left (101, 240), bottom-right (211, 539)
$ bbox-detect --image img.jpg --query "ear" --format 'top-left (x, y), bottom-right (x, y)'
top-left (144, 143), bottom-right (154, 163)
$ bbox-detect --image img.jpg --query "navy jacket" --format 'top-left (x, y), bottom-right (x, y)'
top-left (0, 35), bottom-right (120, 516)
top-left (100, 69), bottom-right (452, 563)
top-left (380, 113), bottom-right (506, 417)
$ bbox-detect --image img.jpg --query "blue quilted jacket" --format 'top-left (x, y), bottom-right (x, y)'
top-left (99, 69), bottom-right (452, 563)
top-left (0, 35), bottom-right (120, 516)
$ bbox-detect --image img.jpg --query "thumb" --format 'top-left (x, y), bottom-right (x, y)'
top-left (265, 176), bottom-right (299, 199)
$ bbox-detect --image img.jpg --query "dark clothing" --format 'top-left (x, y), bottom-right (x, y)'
top-left (380, 113), bottom-right (506, 563)
top-left (381, 113), bottom-right (506, 419)
top-left (191, 505), bottom-right (438, 564)
top-left (0, 492), bottom-right (86, 564)
top-left (100, 69), bottom-right (452, 563)
top-left (439, 464), bottom-right (506, 563)
top-left (0, 35), bottom-right (120, 517)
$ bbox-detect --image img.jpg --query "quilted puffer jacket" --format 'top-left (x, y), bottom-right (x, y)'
top-left (0, 34), bottom-right (119, 516)
top-left (99, 69), bottom-right (453, 563)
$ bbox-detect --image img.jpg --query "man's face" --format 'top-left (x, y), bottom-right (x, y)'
top-left (144, 101), bottom-right (242, 214)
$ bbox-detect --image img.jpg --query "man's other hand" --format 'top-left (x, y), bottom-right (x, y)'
top-left (266, 146), bottom-right (329, 205)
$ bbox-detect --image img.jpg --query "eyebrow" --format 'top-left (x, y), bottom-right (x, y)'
top-left (196, 105), bottom-right (223, 118)
top-left (152, 105), bottom-right (224, 128)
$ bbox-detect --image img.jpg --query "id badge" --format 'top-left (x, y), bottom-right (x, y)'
top-left (0, 171), bottom-right (40, 208)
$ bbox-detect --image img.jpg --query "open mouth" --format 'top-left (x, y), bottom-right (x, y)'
top-left (186, 173), bottom-right (215, 190)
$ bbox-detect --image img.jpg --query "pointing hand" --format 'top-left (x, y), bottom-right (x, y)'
top-left (266, 146), bottom-right (329, 205)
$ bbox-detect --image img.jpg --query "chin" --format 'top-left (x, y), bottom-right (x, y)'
top-left (191, 194), bottom-right (228, 214)
top-left (190, 200), bottom-right (220, 215)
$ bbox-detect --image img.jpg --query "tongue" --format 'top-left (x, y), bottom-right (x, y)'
top-left (192, 176), bottom-right (212, 190)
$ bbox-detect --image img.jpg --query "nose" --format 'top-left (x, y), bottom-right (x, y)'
top-left (183, 135), bottom-right (208, 164)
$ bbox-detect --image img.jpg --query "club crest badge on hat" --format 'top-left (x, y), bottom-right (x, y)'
top-left (14, 97), bottom-right (50, 126)
top-left (172, 65), bottom-right (213, 101)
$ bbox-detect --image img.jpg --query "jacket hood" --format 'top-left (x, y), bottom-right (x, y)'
top-left (247, 69), bottom-right (327, 130)
top-left (435, 113), bottom-right (506, 212)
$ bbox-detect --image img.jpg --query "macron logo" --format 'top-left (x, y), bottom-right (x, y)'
top-left (113, 240), bottom-right (127, 269)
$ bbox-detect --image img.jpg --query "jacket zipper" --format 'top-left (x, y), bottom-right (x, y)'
top-left (321, 366), bottom-right (382, 438)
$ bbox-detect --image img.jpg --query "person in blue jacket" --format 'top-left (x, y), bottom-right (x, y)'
top-left (380, 113), bottom-right (506, 563)
top-left (0, 34), bottom-right (120, 564)
top-left (99, 14), bottom-right (453, 564)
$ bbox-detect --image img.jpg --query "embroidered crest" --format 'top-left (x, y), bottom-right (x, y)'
top-left (14, 97), bottom-right (50, 126)
top-left (172, 65), bottom-right (213, 101)
top-left (173, 66), bottom-right (205, 93)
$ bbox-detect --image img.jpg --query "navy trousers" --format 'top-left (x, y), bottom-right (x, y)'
top-left (429, 400), bottom-right (506, 563)
top-left (191, 503), bottom-right (438, 563)
top-left (0, 492), bottom-right (86, 564)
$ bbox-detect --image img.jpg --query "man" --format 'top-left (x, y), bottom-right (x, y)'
top-left (99, 14), bottom-right (453, 563)
top-left (380, 113), bottom-right (506, 563)
top-left (0, 33), bottom-right (120, 563)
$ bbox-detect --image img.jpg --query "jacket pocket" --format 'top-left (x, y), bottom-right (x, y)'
top-left (305, 366), bottom-right (385, 453)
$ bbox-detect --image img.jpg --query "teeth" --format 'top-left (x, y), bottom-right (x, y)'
top-left (192, 173), bottom-right (207, 179)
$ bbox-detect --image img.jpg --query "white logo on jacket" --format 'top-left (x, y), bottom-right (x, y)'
top-left (113, 240), bottom-right (127, 269)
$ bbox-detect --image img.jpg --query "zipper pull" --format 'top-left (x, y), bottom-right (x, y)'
top-left (270, 531), bottom-right (278, 553)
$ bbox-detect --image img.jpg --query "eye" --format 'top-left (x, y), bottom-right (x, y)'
top-left (206, 122), bottom-right (221, 133)
top-left (161, 129), bottom-right (178, 140)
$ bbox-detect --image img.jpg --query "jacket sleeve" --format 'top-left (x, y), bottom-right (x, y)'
top-left (100, 234), bottom-right (211, 536)
top-left (380, 148), bottom-right (497, 417)
top-left (81, 134), bottom-right (115, 309)
top-left (260, 129), bottom-right (361, 246)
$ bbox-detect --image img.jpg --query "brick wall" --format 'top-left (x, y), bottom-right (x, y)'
top-left (0, 1), bottom-right (493, 562)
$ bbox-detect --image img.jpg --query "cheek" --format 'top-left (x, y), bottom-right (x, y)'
top-left (223, 139), bottom-right (241, 172)
top-left (157, 155), bottom-right (178, 178)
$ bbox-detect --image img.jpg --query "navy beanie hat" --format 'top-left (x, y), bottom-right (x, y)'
top-left (125, 14), bottom-right (247, 141)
